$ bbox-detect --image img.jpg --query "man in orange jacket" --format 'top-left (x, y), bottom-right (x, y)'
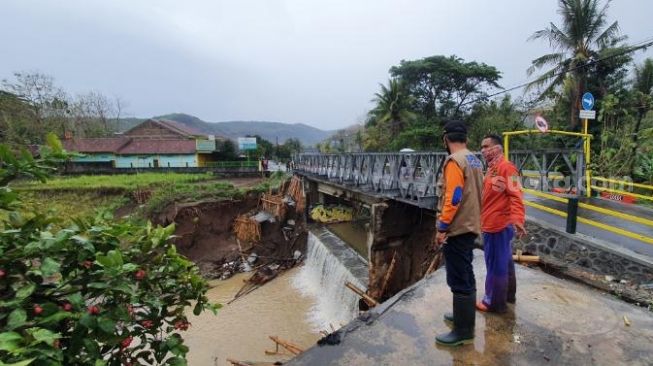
top-left (477, 134), bottom-right (526, 313)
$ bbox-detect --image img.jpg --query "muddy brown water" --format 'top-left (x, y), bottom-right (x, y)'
top-left (184, 267), bottom-right (321, 366)
top-left (327, 221), bottom-right (368, 259)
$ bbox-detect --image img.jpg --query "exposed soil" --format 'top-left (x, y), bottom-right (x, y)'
top-left (151, 187), bottom-right (308, 280)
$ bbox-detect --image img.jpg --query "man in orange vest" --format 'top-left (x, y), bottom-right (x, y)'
top-left (434, 120), bottom-right (484, 346)
top-left (477, 134), bottom-right (526, 313)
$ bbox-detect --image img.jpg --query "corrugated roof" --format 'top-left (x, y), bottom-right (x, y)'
top-left (155, 119), bottom-right (205, 137)
top-left (63, 138), bottom-right (129, 153)
top-left (117, 139), bottom-right (197, 154)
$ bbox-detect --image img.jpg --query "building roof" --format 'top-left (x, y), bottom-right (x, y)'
top-left (118, 139), bottom-right (197, 154)
top-left (155, 119), bottom-right (205, 137)
top-left (63, 138), bottom-right (130, 153)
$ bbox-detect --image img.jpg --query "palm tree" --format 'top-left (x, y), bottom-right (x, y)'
top-left (526, 0), bottom-right (623, 128)
top-left (370, 78), bottom-right (416, 136)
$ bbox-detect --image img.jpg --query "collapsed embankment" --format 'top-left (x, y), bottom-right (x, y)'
top-left (150, 177), bottom-right (308, 281)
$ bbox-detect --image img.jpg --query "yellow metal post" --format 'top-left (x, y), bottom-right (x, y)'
top-left (503, 134), bottom-right (509, 159)
top-left (584, 119), bottom-right (591, 198)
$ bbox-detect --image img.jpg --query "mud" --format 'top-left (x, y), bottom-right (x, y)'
top-left (151, 188), bottom-right (308, 279)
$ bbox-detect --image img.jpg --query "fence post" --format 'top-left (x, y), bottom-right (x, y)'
top-left (566, 197), bottom-right (579, 234)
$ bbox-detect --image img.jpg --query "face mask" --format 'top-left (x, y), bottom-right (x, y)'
top-left (482, 145), bottom-right (503, 167)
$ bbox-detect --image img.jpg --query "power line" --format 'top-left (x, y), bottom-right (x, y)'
top-left (459, 36), bottom-right (653, 107)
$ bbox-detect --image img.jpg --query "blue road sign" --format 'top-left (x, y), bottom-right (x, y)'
top-left (582, 92), bottom-right (594, 110)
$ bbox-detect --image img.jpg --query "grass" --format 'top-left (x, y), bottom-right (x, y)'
top-left (13, 172), bottom-right (216, 193)
top-left (7, 171), bottom-right (291, 224)
top-left (2, 191), bottom-right (129, 228)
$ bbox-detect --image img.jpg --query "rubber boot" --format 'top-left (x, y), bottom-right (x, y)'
top-left (435, 292), bottom-right (475, 346)
top-left (443, 312), bottom-right (454, 323)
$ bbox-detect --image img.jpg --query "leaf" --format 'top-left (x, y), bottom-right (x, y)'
top-left (6, 309), bottom-right (27, 330)
top-left (193, 302), bottom-right (203, 316)
top-left (14, 283), bottom-right (35, 300)
top-left (97, 317), bottom-right (116, 334)
top-left (79, 313), bottom-right (97, 329)
top-left (26, 328), bottom-right (60, 346)
top-left (40, 257), bottom-right (60, 277)
top-left (38, 311), bottom-right (73, 326)
top-left (94, 361), bottom-right (107, 366)
top-left (107, 250), bottom-right (123, 266)
top-left (165, 357), bottom-right (188, 366)
top-left (0, 358), bottom-right (36, 366)
top-left (0, 332), bottom-right (23, 353)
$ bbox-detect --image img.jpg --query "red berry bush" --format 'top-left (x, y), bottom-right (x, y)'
top-left (0, 136), bottom-right (218, 365)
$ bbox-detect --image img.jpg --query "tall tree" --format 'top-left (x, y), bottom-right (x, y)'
top-left (390, 55), bottom-right (501, 119)
top-left (630, 58), bottom-right (653, 175)
top-left (527, 0), bottom-right (624, 128)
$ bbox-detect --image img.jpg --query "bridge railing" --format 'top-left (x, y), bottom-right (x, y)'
top-left (296, 149), bottom-right (585, 209)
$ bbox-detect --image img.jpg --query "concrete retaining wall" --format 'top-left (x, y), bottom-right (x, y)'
top-left (515, 216), bottom-right (653, 285)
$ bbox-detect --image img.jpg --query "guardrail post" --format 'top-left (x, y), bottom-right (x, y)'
top-left (566, 197), bottom-right (579, 234)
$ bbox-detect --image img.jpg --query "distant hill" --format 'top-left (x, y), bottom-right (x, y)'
top-left (118, 113), bottom-right (334, 146)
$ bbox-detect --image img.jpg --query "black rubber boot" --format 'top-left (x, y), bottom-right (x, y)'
top-left (435, 292), bottom-right (476, 346)
top-left (443, 312), bottom-right (454, 323)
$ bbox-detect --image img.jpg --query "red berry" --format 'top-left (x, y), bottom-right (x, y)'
top-left (33, 304), bottom-right (44, 315)
top-left (134, 269), bottom-right (146, 281)
top-left (0, 269), bottom-right (6, 278)
top-left (127, 304), bottom-right (135, 317)
top-left (140, 320), bottom-right (153, 329)
top-left (174, 320), bottom-right (190, 331)
top-left (62, 303), bottom-right (73, 312)
top-left (120, 336), bottom-right (133, 349)
top-left (88, 305), bottom-right (100, 315)
top-left (82, 260), bottom-right (93, 269)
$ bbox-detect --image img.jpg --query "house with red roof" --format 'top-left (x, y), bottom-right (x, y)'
top-left (63, 119), bottom-right (221, 169)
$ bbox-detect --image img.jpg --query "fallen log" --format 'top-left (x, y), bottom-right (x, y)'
top-left (345, 281), bottom-right (379, 307)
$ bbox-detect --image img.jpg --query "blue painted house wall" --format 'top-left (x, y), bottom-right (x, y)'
top-left (73, 154), bottom-right (115, 163)
top-left (114, 154), bottom-right (198, 168)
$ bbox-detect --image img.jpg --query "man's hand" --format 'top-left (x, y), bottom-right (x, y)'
top-left (514, 223), bottom-right (527, 239)
top-left (435, 231), bottom-right (448, 247)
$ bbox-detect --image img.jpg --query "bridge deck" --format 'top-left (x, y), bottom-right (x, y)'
top-left (289, 250), bottom-right (653, 366)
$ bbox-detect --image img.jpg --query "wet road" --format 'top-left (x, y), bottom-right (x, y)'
top-left (289, 250), bottom-right (653, 366)
top-left (523, 193), bottom-right (653, 258)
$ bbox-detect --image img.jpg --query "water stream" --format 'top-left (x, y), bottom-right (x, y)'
top-left (184, 227), bottom-right (368, 366)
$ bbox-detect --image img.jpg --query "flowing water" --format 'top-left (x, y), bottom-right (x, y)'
top-left (184, 228), bottom-right (368, 366)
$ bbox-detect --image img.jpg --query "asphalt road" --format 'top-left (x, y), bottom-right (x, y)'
top-left (524, 193), bottom-right (653, 258)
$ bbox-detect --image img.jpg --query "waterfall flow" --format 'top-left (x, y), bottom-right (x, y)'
top-left (292, 227), bottom-right (369, 331)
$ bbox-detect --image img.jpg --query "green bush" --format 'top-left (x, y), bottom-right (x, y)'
top-left (0, 136), bottom-right (217, 366)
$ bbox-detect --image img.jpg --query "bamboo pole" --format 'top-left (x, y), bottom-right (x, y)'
top-left (345, 281), bottom-right (379, 307)
top-left (268, 336), bottom-right (303, 355)
top-left (380, 251), bottom-right (397, 295)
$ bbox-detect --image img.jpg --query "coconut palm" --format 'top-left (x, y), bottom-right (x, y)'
top-left (526, 0), bottom-right (624, 128)
top-left (369, 78), bottom-right (416, 136)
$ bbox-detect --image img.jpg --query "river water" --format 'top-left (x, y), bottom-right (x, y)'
top-left (184, 268), bottom-right (320, 366)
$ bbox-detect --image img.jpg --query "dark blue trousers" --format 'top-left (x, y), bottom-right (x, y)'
top-left (481, 225), bottom-right (516, 312)
top-left (443, 232), bottom-right (477, 295)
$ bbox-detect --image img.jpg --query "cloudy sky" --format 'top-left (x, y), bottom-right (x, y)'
top-left (1, 1), bottom-right (652, 130)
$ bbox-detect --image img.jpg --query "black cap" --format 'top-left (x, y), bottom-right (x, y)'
top-left (443, 120), bottom-right (467, 135)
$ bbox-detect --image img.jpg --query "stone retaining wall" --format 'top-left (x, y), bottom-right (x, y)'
top-left (515, 217), bottom-right (653, 285)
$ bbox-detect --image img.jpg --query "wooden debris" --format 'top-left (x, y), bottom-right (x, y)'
top-left (287, 175), bottom-right (305, 212)
top-left (345, 281), bottom-right (379, 307)
top-left (261, 193), bottom-right (286, 219)
top-left (234, 215), bottom-right (261, 244)
top-left (266, 336), bottom-right (303, 355)
top-left (228, 266), bottom-right (279, 304)
top-left (380, 251), bottom-right (398, 296)
top-left (227, 359), bottom-right (280, 366)
top-left (513, 250), bottom-right (540, 263)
